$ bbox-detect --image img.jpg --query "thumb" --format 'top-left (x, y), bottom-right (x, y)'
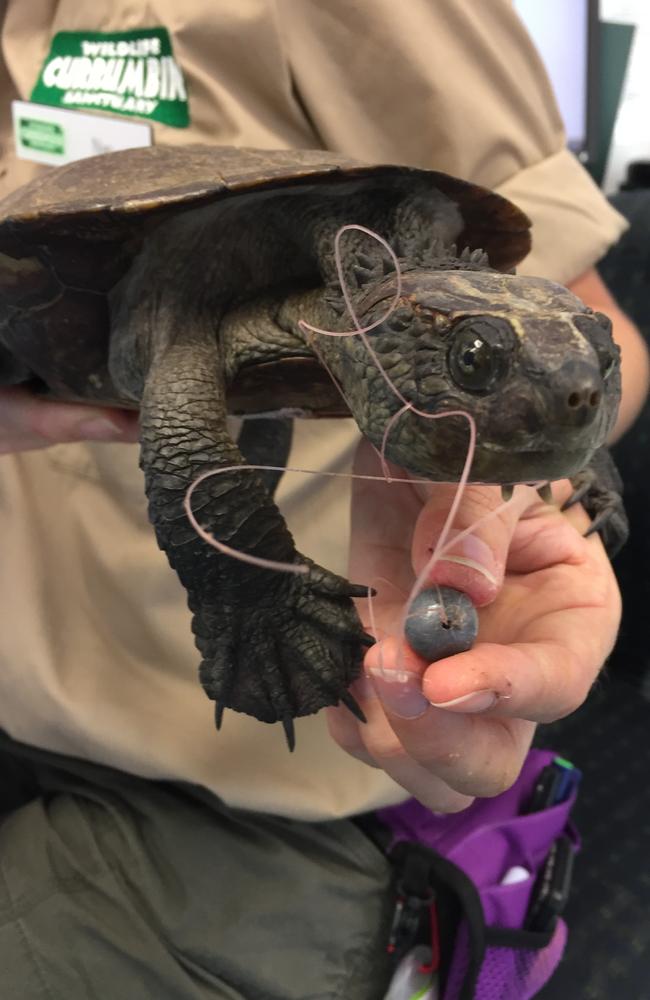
top-left (411, 481), bottom-right (540, 607)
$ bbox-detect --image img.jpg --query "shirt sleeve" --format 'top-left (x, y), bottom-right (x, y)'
top-left (494, 149), bottom-right (627, 282)
top-left (277, 0), bottom-right (627, 282)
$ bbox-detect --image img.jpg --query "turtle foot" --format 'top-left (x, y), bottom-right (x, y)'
top-left (563, 446), bottom-right (629, 558)
top-left (192, 560), bottom-right (372, 747)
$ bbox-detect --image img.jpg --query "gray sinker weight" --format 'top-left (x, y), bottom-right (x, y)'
top-left (404, 586), bottom-right (478, 662)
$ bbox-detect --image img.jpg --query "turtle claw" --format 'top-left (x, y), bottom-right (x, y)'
top-left (358, 631), bottom-right (376, 648)
top-left (339, 690), bottom-right (367, 724)
top-left (582, 500), bottom-right (629, 558)
top-left (565, 446), bottom-right (628, 558)
top-left (303, 560), bottom-right (376, 601)
top-left (347, 583), bottom-right (378, 599)
top-left (561, 481), bottom-right (591, 512)
top-left (282, 717), bottom-right (296, 752)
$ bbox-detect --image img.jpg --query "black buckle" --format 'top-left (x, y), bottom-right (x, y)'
top-left (387, 848), bottom-right (437, 961)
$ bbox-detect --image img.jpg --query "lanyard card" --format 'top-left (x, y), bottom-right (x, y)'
top-left (12, 100), bottom-right (152, 167)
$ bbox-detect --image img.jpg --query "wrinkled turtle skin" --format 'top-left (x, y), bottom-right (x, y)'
top-left (0, 145), bottom-right (626, 747)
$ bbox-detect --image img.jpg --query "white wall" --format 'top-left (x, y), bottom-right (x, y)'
top-left (514, 0), bottom-right (588, 149)
top-left (601, 0), bottom-right (650, 191)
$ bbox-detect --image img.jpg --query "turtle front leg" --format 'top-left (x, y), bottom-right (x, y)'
top-left (137, 335), bottom-right (368, 744)
top-left (562, 446), bottom-right (629, 557)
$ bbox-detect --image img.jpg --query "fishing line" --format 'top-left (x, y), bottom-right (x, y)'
top-left (184, 225), bottom-right (517, 687)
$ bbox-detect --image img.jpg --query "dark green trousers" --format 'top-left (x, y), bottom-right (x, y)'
top-left (0, 732), bottom-right (393, 999)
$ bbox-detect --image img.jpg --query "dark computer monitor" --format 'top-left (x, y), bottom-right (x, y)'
top-left (514, 0), bottom-right (599, 163)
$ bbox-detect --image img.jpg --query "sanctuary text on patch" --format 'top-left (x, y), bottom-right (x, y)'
top-left (30, 28), bottom-right (190, 128)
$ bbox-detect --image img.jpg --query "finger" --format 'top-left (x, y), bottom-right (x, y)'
top-left (422, 637), bottom-right (606, 725)
top-left (326, 700), bottom-right (380, 768)
top-left (0, 387), bottom-right (140, 453)
top-left (327, 688), bottom-right (475, 811)
top-left (410, 482), bottom-right (538, 607)
top-left (506, 499), bottom-right (606, 576)
top-left (350, 437), bottom-right (421, 554)
top-left (358, 646), bottom-right (535, 798)
top-left (421, 529), bottom-right (620, 722)
top-left (349, 437), bottom-right (423, 623)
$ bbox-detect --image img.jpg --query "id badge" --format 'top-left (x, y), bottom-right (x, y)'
top-left (12, 100), bottom-right (152, 167)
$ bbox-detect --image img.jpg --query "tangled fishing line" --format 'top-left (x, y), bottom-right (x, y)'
top-left (184, 224), bottom-right (522, 679)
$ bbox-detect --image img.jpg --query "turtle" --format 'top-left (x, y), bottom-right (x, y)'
top-left (0, 144), bottom-right (627, 748)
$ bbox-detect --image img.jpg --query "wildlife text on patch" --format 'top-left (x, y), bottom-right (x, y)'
top-left (30, 28), bottom-right (189, 127)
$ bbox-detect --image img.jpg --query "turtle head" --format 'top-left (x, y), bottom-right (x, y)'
top-left (338, 267), bottom-right (621, 484)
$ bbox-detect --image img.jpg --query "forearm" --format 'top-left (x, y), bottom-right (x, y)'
top-left (0, 385), bottom-right (139, 453)
top-left (567, 267), bottom-right (649, 442)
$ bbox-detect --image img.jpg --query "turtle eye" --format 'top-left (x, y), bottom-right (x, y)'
top-left (448, 317), bottom-right (513, 393)
top-left (574, 312), bottom-right (618, 380)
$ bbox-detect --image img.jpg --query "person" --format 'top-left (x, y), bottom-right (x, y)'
top-left (0, 1), bottom-right (646, 996)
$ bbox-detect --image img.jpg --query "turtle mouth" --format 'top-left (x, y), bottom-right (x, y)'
top-left (469, 445), bottom-right (595, 485)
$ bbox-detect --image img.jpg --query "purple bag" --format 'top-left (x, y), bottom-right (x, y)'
top-left (376, 749), bottom-right (579, 1000)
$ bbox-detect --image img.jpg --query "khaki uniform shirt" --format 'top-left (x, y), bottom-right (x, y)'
top-left (0, 0), bottom-right (627, 820)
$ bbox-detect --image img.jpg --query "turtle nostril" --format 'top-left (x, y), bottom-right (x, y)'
top-left (557, 361), bottom-right (604, 426)
top-left (567, 387), bottom-right (601, 410)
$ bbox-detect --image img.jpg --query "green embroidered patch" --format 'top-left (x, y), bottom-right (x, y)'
top-left (30, 28), bottom-right (189, 128)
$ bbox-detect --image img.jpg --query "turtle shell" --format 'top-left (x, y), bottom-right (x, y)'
top-left (0, 144), bottom-right (531, 410)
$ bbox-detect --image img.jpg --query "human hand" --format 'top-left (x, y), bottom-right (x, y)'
top-left (328, 439), bottom-right (621, 811)
top-left (0, 386), bottom-right (139, 454)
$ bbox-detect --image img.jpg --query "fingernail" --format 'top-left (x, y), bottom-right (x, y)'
top-left (367, 668), bottom-right (429, 719)
top-left (429, 690), bottom-right (498, 713)
top-left (74, 417), bottom-right (124, 441)
top-left (435, 530), bottom-right (500, 588)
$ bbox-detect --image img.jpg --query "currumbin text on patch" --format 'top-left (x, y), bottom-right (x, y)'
top-left (30, 28), bottom-right (189, 128)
